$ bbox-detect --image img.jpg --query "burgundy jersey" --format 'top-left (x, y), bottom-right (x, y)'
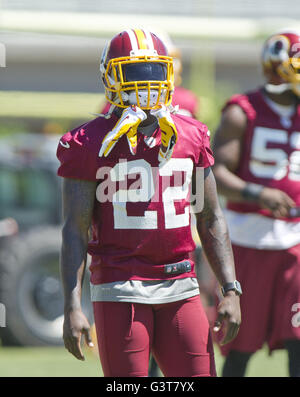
top-left (225, 88), bottom-right (300, 222)
top-left (57, 113), bottom-right (214, 284)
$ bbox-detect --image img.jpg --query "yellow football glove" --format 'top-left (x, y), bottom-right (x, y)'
top-left (150, 105), bottom-right (178, 163)
top-left (99, 105), bottom-right (147, 157)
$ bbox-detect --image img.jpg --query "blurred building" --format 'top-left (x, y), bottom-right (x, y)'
top-left (1, 0), bottom-right (299, 95)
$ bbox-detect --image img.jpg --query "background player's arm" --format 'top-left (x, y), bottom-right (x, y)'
top-left (212, 105), bottom-right (295, 218)
top-left (61, 178), bottom-right (97, 360)
top-left (211, 105), bottom-right (246, 201)
top-left (195, 167), bottom-right (241, 344)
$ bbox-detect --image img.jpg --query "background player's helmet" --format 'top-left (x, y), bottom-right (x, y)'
top-left (262, 30), bottom-right (300, 96)
top-left (168, 45), bottom-right (182, 87)
top-left (100, 28), bottom-right (175, 110)
top-left (150, 29), bottom-right (183, 87)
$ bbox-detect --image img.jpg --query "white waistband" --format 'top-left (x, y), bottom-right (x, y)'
top-left (224, 209), bottom-right (300, 249)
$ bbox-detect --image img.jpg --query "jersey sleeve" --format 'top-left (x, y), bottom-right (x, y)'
top-left (56, 124), bottom-right (98, 181)
top-left (222, 93), bottom-right (256, 121)
top-left (196, 124), bottom-right (215, 168)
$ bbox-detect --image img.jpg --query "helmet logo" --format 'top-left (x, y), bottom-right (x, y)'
top-left (267, 35), bottom-right (290, 63)
top-left (263, 32), bottom-right (300, 97)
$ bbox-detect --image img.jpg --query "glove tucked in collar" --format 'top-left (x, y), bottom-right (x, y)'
top-left (99, 105), bottom-right (147, 157)
top-left (150, 104), bottom-right (178, 163)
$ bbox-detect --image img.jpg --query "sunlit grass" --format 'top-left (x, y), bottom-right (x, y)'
top-left (0, 343), bottom-right (288, 377)
top-left (214, 344), bottom-right (289, 377)
top-left (0, 346), bottom-right (102, 377)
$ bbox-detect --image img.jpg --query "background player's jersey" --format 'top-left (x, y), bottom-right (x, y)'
top-left (225, 88), bottom-right (300, 222)
top-left (57, 113), bottom-right (214, 285)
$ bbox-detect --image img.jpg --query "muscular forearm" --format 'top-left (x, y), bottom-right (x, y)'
top-left (60, 224), bottom-right (89, 312)
top-left (212, 164), bottom-right (244, 199)
top-left (60, 178), bottom-right (97, 313)
top-left (212, 164), bottom-right (264, 203)
top-left (195, 168), bottom-right (236, 286)
top-left (195, 168), bottom-right (241, 342)
top-left (197, 206), bottom-right (236, 286)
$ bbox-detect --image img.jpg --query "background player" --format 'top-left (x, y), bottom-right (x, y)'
top-left (57, 28), bottom-right (241, 377)
top-left (158, 30), bottom-right (199, 119)
top-left (212, 30), bottom-right (300, 377)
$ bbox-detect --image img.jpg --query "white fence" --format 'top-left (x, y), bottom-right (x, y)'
top-left (1, 0), bottom-right (300, 18)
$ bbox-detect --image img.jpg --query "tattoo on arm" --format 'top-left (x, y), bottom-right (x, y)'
top-left (60, 178), bottom-right (97, 311)
top-left (195, 168), bottom-right (236, 285)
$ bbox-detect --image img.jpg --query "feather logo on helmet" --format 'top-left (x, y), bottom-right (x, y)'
top-left (262, 31), bottom-right (300, 96)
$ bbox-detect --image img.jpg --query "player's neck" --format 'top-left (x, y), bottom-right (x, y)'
top-left (140, 111), bottom-right (157, 127)
top-left (139, 113), bottom-right (158, 136)
top-left (263, 88), bottom-right (297, 106)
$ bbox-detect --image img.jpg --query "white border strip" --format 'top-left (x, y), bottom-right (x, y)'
top-left (1, 10), bottom-right (299, 39)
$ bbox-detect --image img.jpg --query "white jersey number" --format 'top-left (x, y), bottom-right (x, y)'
top-left (250, 127), bottom-right (300, 181)
top-left (110, 158), bottom-right (193, 230)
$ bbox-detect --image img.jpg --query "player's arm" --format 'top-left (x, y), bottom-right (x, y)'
top-left (60, 178), bottom-right (97, 360)
top-left (195, 167), bottom-right (241, 345)
top-left (211, 105), bottom-right (246, 201)
top-left (212, 104), bottom-right (295, 218)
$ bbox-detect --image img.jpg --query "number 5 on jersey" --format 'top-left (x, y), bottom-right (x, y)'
top-left (250, 127), bottom-right (300, 181)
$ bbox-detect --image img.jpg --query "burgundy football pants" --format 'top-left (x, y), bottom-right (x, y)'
top-left (93, 295), bottom-right (216, 377)
top-left (217, 243), bottom-right (300, 356)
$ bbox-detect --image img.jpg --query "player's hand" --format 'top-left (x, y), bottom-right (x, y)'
top-left (213, 291), bottom-right (241, 345)
top-left (150, 104), bottom-right (178, 163)
top-left (99, 105), bottom-right (147, 157)
top-left (63, 308), bottom-right (94, 361)
top-left (258, 187), bottom-right (296, 218)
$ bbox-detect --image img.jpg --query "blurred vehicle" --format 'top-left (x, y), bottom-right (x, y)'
top-left (0, 133), bottom-right (92, 346)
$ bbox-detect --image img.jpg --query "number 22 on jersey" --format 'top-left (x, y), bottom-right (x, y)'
top-left (96, 158), bottom-right (194, 230)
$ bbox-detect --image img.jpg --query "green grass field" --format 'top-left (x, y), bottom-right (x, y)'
top-left (0, 89), bottom-right (290, 379)
top-left (0, 344), bottom-right (288, 377)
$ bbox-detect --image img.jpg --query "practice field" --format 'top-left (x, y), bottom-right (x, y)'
top-left (0, 344), bottom-right (288, 377)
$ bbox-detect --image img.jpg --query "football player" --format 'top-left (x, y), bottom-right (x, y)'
top-left (212, 30), bottom-right (300, 377)
top-left (57, 28), bottom-right (241, 377)
top-left (97, 30), bottom-right (201, 377)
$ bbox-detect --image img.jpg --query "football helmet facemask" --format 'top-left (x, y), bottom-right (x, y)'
top-left (100, 28), bottom-right (175, 110)
top-left (262, 30), bottom-right (300, 96)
